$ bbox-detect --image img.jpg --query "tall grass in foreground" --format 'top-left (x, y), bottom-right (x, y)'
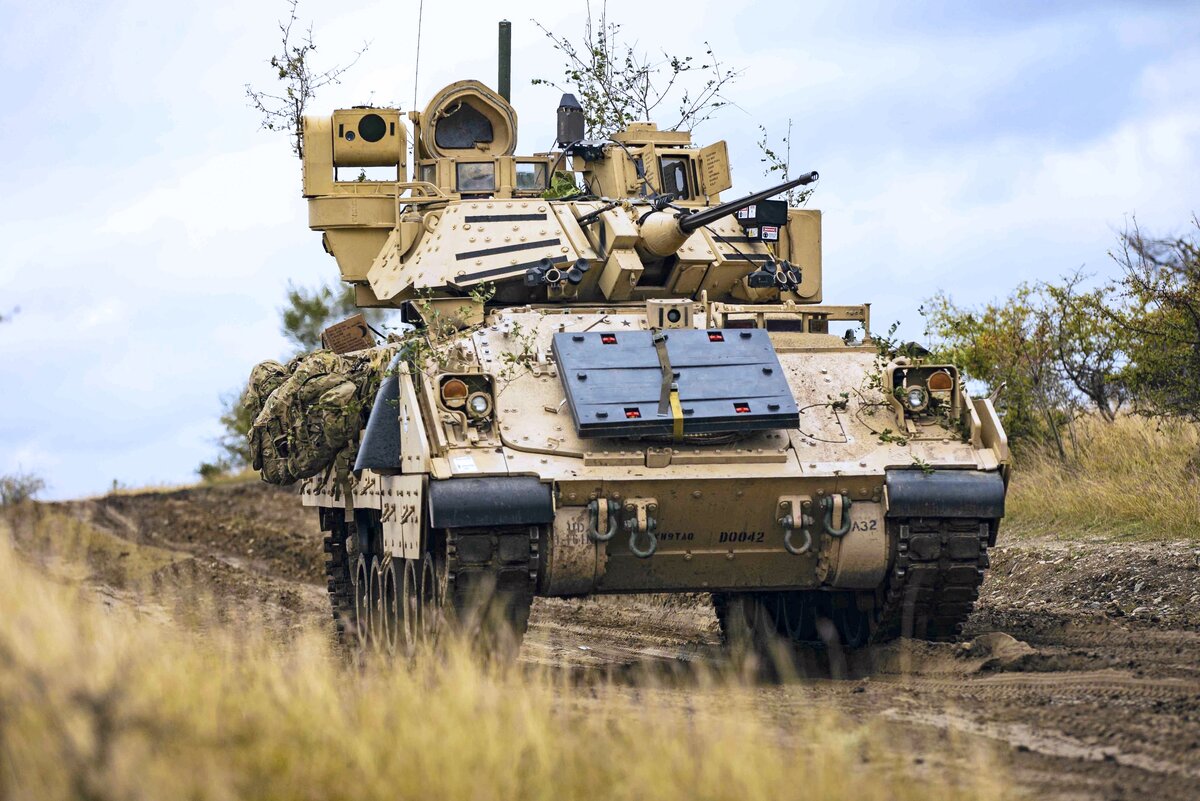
top-left (1006, 415), bottom-right (1200, 541)
top-left (0, 512), bottom-right (1009, 801)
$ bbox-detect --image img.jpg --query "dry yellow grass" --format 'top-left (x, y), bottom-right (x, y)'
top-left (98, 467), bottom-right (261, 499)
top-left (1006, 415), bottom-right (1200, 541)
top-left (0, 510), bottom-right (1011, 801)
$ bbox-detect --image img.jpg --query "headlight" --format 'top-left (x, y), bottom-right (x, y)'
top-left (926, 370), bottom-right (954, 392)
top-left (440, 377), bottom-right (469, 408)
top-left (905, 385), bottom-right (929, 412)
top-left (466, 392), bottom-right (493, 419)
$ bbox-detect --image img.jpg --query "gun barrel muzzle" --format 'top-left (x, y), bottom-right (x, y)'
top-left (678, 171), bottom-right (819, 234)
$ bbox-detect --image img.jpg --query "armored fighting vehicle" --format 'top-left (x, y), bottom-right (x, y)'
top-left (248, 31), bottom-right (1010, 656)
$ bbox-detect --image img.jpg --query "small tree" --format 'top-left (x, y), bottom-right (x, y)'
top-left (1043, 274), bottom-right (1127, 422)
top-left (0, 471), bottom-right (45, 505)
top-left (924, 285), bottom-right (1080, 455)
top-left (1112, 218), bottom-right (1200, 422)
top-left (280, 280), bottom-right (385, 354)
top-left (531, 2), bottom-right (741, 139)
top-left (245, 0), bottom-right (368, 157)
top-left (198, 388), bottom-right (259, 480)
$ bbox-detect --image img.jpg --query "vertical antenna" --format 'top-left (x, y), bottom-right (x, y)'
top-left (498, 20), bottom-right (512, 101)
top-left (413, 0), bottom-right (425, 110)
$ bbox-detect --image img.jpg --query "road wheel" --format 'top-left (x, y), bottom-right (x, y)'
top-left (353, 554), bottom-right (372, 650)
top-left (828, 591), bottom-right (872, 649)
top-left (402, 558), bottom-right (420, 650)
top-left (381, 558), bottom-right (405, 656)
top-left (368, 556), bottom-right (385, 649)
top-left (419, 551), bottom-right (442, 644)
top-left (780, 591), bottom-right (819, 643)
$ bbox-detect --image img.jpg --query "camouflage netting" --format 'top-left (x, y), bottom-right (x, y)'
top-left (245, 346), bottom-right (397, 485)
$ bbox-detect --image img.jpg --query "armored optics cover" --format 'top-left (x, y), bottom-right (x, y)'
top-left (552, 329), bottom-right (799, 438)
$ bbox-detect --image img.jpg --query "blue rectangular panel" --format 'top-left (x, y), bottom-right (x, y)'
top-left (551, 328), bottom-right (799, 438)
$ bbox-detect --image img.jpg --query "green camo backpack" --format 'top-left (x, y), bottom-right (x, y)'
top-left (248, 346), bottom-right (397, 485)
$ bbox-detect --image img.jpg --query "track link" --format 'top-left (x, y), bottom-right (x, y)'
top-left (444, 526), bottom-right (539, 646)
top-left (872, 517), bottom-right (992, 643)
top-left (320, 511), bottom-right (359, 646)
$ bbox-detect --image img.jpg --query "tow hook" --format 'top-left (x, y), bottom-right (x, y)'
top-left (822, 493), bottom-right (853, 537)
top-left (623, 498), bottom-right (658, 558)
top-left (778, 496), bottom-right (814, 555)
top-left (586, 499), bottom-right (620, 543)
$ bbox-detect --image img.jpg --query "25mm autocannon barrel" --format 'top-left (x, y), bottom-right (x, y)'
top-left (678, 171), bottom-right (819, 234)
top-left (637, 171), bottom-right (819, 257)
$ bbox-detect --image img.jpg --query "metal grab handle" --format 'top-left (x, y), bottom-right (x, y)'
top-left (629, 527), bottom-right (658, 559)
top-left (822, 494), bottom-right (853, 537)
top-left (587, 499), bottom-right (619, 543)
top-left (780, 513), bottom-right (813, 555)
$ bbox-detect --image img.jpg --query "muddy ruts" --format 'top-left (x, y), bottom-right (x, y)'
top-left (444, 525), bottom-right (540, 650)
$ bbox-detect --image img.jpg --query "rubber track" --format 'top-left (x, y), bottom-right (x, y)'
top-left (445, 526), bottom-right (539, 641)
top-left (711, 517), bottom-right (993, 646)
top-left (321, 516), bottom-right (358, 646)
top-left (872, 517), bottom-right (991, 643)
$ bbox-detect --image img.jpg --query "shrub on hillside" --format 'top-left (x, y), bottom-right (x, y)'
top-left (0, 472), bottom-right (45, 506)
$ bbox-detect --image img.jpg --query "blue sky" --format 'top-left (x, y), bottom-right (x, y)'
top-left (0, 0), bottom-right (1197, 499)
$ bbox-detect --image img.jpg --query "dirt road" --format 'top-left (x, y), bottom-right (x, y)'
top-left (9, 482), bottom-right (1199, 801)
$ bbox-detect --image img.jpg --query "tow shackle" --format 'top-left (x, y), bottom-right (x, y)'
top-left (780, 512), bottom-right (814, 555)
top-left (586, 499), bottom-right (620, 543)
top-left (622, 500), bottom-right (659, 559)
top-left (821, 493), bottom-right (853, 537)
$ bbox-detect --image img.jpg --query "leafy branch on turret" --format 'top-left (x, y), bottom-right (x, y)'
top-left (758, 120), bottom-right (815, 208)
top-left (530, 1), bottom-right (741, 139)
top-left (245, 0), bottom-right (370, 158)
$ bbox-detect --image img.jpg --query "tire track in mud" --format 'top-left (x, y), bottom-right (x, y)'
top-left (884, 708), bottom-right (1200, 780)
top-left (874, 670), bottom-right (1200, 701)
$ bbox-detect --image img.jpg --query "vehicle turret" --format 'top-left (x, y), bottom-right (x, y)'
top-left (298, 71), bottom-right (825, 310)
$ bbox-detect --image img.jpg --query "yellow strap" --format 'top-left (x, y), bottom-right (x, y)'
top-left (669, 388), bottom-right (684, 439)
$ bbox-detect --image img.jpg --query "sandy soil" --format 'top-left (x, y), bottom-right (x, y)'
top-left (7, 481), bottom-right (1199, 801)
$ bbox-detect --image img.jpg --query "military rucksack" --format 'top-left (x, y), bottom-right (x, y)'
top-left (243, 360), bottom-right (289, 424)
top-left (247, 346), bottom-right (396, 485)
